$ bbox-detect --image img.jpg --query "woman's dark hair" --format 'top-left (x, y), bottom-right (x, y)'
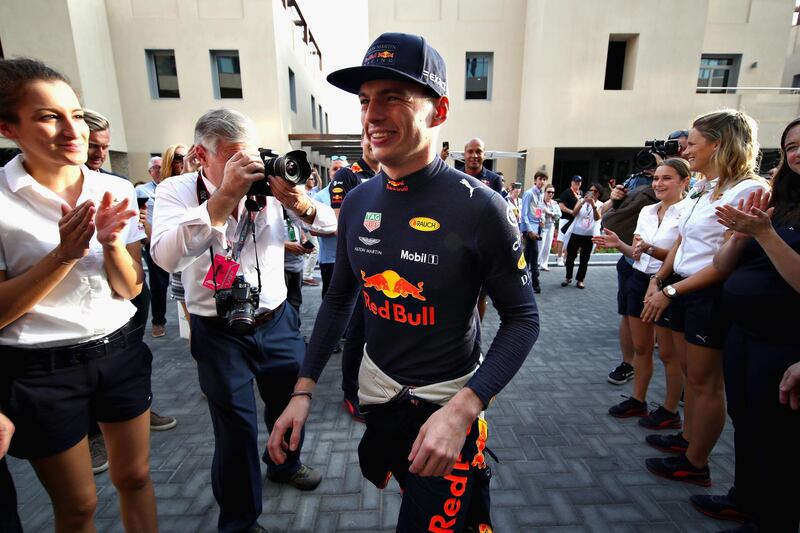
top-left (588, 181), bottom-right (607, 202)
top-left (0, 58), bottom-right (70, 124)
top-left (771, 117), bottom-right (800, 226)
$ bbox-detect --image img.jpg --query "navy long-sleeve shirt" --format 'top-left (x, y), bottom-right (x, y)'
top-left (300, 157), bottom-right (539, 407)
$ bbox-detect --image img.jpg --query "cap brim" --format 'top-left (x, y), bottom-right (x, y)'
top-left (327, 65), bottom-right (428, 95)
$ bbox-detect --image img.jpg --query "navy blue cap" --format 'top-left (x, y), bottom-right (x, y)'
top-left (571, 175), bottom-right (583, 182)
top-left (668, 129), bottom-right (689, 140)
top-left (327, 32), bottom-right (447, 96)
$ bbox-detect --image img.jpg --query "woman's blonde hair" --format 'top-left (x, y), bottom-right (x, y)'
top-left (692, 110), bottom-right (761, 199)
top-left (161, 143), bottom-right (188, 181)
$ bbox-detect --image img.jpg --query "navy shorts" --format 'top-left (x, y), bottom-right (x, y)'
top-left (668, 283), bottom-right (730, 349)
top-left (616, 257), bottom-right (635, 315)
top-left (626, 269), bottom-right (671, 328)
top-left (0, 321), bottom-right (153, 460)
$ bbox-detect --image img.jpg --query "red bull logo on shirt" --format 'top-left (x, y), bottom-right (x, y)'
top-left (361, 270), bottom-right (435, 326)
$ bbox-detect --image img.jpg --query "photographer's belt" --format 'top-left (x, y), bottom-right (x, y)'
top-left (357, 349), bottom-right (478, 408)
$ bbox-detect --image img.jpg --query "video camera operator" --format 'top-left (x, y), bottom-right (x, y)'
top-left (602, 131), bottom-right (684, 385)
top-left (150, 108), bottom-right (335, 533)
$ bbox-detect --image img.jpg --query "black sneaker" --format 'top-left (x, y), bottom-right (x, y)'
top-left (690, 487), bottom-right (750, 523)
top-left (645, 454), bottom-right (711, 487)
top-left (608, 396), bottom-right (647, 418)
top-left (608, 362), bottom-right (634, 385)
top-left (638, 406), bottom-right (681, 430)
top-left (343, 394), bottom-right (365, 423)
top-left (645, 432), bottom-right (689, 454)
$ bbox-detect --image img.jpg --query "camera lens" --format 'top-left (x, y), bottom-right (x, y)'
top-left (285, 159), bottom-right (298, 178)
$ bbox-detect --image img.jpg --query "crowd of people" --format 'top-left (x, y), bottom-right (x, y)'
top-left (0, 29), bottom-right (798, 533)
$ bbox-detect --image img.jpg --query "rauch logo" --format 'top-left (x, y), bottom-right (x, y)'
top-left (409, 217), bottom-right (440, 232)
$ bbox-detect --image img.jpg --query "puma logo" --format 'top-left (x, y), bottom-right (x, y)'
top-left (695, 334), bottom-right (708, 344)
top-left (460, 178), bottom-right (478, 198)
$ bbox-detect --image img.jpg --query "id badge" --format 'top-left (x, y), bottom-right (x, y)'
top-left (534, 208), bottom-right (542, 218)
top-left (203, 254), bottom-right (240, 290)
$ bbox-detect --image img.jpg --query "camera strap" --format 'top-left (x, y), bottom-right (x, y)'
top-left (195, 171), bottom-right (263, 297)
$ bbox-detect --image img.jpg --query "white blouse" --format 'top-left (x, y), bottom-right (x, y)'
top-left (673, 177), bottom-right (768, 277)
top-left (0, 155), bottom-right (145, 347)
top-left (633, 199), bottom-right (689, 275)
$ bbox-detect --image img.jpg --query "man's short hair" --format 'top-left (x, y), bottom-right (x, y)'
top-left (194, 108), bottom-right (258, 154)
top-left (148, 156), bottom-right (162, 169)
top-left (534, 171), bottom-right (549, 180)
top-left (83, 109), bottom-right (110, 133)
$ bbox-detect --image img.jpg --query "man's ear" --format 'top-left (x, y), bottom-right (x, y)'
top-left (194, 144), bottom-right (209, 166)
top-left (430, 96), bottom-right (449, 127)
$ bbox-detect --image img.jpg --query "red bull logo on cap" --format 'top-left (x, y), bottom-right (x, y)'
top-left (361, 270), bottom-right (435, 326)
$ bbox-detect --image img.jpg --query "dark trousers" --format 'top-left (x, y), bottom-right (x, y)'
top-left (143, 245), bottom-right (170, 326)
top-left (724, 325), bottom-right (800, 532)
top-left (190, 304), bottom-right (304, 533)
top-left (565, 234), bottom-right (593, 282)
top-left (359, 402), bottom-right (492, 533)
top-left (320, 262), bottom-right (335, 299)
top-left (341, 293), bottom-right (365, 397)
top-left (523, 233), bottom-right (541, 289)
top-left (284, 270), bottom-right (303, 313)
top-left (0, 458), bottom-right (21, 533)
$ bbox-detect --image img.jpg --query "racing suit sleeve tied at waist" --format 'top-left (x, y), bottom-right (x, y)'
top-left (358, 348), bottom-right (478, 407)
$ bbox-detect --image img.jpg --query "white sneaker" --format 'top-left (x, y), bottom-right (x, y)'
top-left (540, 265), bottom-right (550, 271)
top-left (556, 256), bottom-right (565, 267)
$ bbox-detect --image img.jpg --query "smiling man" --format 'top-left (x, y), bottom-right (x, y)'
top-left (269, 32), bottom-right (539, 532)
top-left (463, 138), bottom-right (502, 193)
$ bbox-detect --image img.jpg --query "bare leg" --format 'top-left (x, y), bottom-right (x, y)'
top-left (629, 316), bottom-right (655, 402)
top-left (685, 345), bottom-right (725, 468)
top-left (620, 316), bottom-right (634, 365)
top-left (100, 410), bottom-right (158, 533)
top-left (655, 326), bottom-right (682, 413)
top-left (672, 331), bottom-right (690, 440)
top-left (31, 438), bottom-right (98, 533)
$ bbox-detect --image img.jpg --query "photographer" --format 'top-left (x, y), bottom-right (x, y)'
top-left (150, 108), bottom-right (335, 533)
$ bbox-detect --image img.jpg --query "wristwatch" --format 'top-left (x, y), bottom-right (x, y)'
top-left (662, 284), bottom-right (678, 299)
top-left (301, 203), bottom-right (315, 218)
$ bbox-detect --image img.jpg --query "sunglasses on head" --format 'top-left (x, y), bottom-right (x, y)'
top-left (546, 190), bottom-right (555, 193)
top-left (173, 153), bottom-right (185, 162)
top-left (331, 155), bottom-right (348, 161)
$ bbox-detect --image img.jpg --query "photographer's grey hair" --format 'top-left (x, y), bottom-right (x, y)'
top-left (194, 108), bottom-right (258, 154)
top-left (82, 109), bottom-right (110, 132)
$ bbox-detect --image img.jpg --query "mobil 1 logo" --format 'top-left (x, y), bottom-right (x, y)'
top-left (400, 249), bottom-right (439, 265)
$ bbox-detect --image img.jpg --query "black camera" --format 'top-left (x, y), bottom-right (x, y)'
top-left (247, 149), bottom-right (312, 196)
top-left (634, 139), bottom-right (680, 171)
top-left (214, 276), bottom-right (260, 335)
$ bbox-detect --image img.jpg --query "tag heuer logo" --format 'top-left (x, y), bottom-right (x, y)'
top-left (359, 237), bottom-right (381, 246)
top-left (363, 212), bottom-right (381, 232)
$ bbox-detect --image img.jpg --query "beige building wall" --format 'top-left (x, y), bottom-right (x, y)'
top-left (782, 24), bottom-right (800, 88)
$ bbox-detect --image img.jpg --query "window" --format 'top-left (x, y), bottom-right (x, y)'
top-left (311, 95), bottom-right (317, 129)
top-left (325, 112), bottom-right (329, 134)
top-left (465, 52), bottom-right (493, 100)
top-left (211, 50), bottom-right (242, 99)
top-left (696, 54), bottom-right (741, 94)
top-left (318, 104), bottom-right (323, 131)
top-left (146, 50), bottom-right (180, 98)
top-left (604, 34), bottom-right (638, 90)
top-left (288, 68), bottom-right (297, 112)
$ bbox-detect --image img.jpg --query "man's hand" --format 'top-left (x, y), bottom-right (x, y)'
top-left (285, 242), bottom-right (306, 255)
top-left (439, 146), bottom-right (450, 160)
top-left (182, 144), bottom-right (200, 173)
top-left (56, 200), bottom-right (96, 262)
top-left (610, 185), bottom-right (627, 202)
top-left (267, 381), bottom-right (315, 464)
top-left (526, 231), bottom-right (540, 241)
top-left (96, 192), bottom-right (137, 247)
top-left (408, 389), bottom-right (483, 477)
top-left (217, 151), bottom-right (266, 200)
top-left (0, 412), bottom-right (14, 459)
top-left (269, 177), bottom-right (313, 218)
top-left (780, 362), bottom-right (800, 411)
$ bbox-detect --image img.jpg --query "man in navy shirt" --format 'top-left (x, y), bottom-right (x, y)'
top-left (463, 137), bottom-right (503, 193)
top-left (268, 32), bottom-right (539, 532)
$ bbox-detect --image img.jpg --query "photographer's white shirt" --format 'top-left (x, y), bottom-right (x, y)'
top-left (150, 171), bottom-right (336, 317)
top-left (0, 155), bottom-right (144, 347)
top-left (673, 177), bottom-right (767, 277)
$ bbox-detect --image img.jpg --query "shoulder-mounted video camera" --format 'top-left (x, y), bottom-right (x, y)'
top-left (247, 149), bottom-right (312, 196)
top-left (634, 139), bottom-right (680, 171)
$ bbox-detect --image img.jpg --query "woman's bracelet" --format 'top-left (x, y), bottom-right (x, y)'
top-left (291, 391), bottom-right (313, 400)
